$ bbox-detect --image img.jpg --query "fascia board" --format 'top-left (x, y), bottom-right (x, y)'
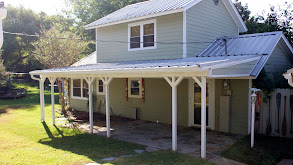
top-left (84, 8), bottom-right (184, 30)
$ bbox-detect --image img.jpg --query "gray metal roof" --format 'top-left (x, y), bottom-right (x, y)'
top-left (197, 31), bottom-right (283, 57)
top-left (84, 0), bottom-right (193, 29)
top-left (30, 55), bottom-right (260, 75)
top-left (72, 51), bottom-right (97, 66)
top-left (198, 31), bottom-right (293, 77)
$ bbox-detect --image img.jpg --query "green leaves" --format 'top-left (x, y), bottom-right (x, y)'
top-left (33, 26), bottom-right (88, 69)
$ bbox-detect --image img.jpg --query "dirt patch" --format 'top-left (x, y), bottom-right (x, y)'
top-left (0, 105), bottom-right (33, 115)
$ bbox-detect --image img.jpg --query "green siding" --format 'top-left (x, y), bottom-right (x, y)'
top-left (264, 44), bottom-right (292, 76)
top-left (215, 79), bottom-right (249, 135)
top-left (97, 13), bottom-right (183, 62)
top-left (186, 0), bottom-right (239, 57)
top-left (70, 78), bottom-right (189, 127)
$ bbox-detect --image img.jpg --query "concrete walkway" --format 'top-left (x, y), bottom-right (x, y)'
top-left (77, 120), bottom-right (242, 161)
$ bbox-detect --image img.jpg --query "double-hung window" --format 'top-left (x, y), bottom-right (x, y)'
top-left (128, 78), bottom-right (142, 98)
top-left (72, 79), bottom-right (89, 99)
top-left (97, 79), bottom-right (105, 95)
top-left (129, 19), bottom-right (156, 51)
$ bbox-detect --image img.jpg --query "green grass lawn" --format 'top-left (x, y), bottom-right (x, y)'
top-left (222, 135), bottom-right (293, 165)
top-left (0, 83), bottom-right (211, 165)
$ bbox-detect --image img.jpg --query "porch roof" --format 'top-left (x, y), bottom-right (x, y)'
top-left (30, 55), bottom-right (260, 78)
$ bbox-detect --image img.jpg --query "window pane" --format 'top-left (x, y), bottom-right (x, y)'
top-left (99, 86), bottom-right (103, 93)
top-left (130, 37), bottom-right (140, 48)
top-left (73, 79), bottom-right (81, 87)
top-left (99, 80), bottom-right (103, 86)
top-left (131, 88), bottom-right (139, 95)
top-left (131, 80), bottom-right (140, 88)
top-left (83, 88), bottom-right (89, 97)
top-left (143, 35), bottom-right (154, 47)
top-left (73, 88), bottom-right (81, 97)
top-left (83, 80), bottom-right (88, 88)
top-left (144, 23), bottom-right (154, 35)
top-left (131, 26), bottom-right (140, 37)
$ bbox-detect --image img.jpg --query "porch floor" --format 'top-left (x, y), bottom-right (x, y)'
top-left (77, 119), bottom-right (242, 160)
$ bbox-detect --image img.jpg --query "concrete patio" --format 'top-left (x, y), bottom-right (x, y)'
top-left (76, 119), bottom-right (242, 161)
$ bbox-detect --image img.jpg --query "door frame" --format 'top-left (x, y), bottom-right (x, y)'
top-left (188, 78), bottom-right (215, 130)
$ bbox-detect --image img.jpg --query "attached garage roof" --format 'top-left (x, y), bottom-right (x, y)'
top-left (84, 0), bottom-right (247, 32)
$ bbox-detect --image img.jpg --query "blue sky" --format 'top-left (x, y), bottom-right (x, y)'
top-left (6, 0), bottom-right (291, 16)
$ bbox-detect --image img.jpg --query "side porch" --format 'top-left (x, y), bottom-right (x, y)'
top-left (30, 55), bottom-right (259, 159)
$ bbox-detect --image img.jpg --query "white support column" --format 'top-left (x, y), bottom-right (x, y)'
top-left (101, 77), bottom-right (113, 137)
top-left (85, 77), bottom-right (95, 134)
top-left (48, 77), bottom-right (56, 125)
top-left (164, 76), bottom-right (184, 151)
top-left (192, 76), bottom-right (207, 159)
top-left (201, 77), bottom-right (206, 159)
top-left (31, 75), bottom-right (46, 122)
top-left (40, 76), bottom-right (46, 122)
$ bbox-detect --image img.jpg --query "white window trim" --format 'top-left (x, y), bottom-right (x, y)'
top-left (71, 79), bottom-right (89, 100)
top-left (97, 79), bottom-right (105, 95)
top-left (128, 19), bottom-right (157, 51)
top-left (128, 78), bottom-right (142, 98)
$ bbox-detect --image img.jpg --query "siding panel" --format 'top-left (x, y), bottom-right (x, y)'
top-left (264, 44), bottom-right (292, 76)
top-left (186, 0), bottom-right (239, 57)
top-left (97, 13), bottom-right (183, 62)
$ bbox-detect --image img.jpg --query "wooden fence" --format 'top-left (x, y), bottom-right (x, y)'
top-left (256, 89), bottom-right (293, 138)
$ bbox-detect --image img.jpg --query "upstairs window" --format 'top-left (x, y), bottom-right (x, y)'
top-left (128, 19), bottom-right (156, 51)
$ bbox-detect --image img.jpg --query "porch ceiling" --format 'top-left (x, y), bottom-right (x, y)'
top-left (29, 55), bottom-right (260, 78)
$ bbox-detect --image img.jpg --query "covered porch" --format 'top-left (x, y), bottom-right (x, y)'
top-left (29, 55), bottom-right (259, 159)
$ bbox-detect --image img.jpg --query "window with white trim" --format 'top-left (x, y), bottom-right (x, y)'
top-left (128, 19), bottom-right (156, 51)
top-left (72, 79), bottom-right (89, 99)
top-left (128, 78), bottom-right (142, 98)
top-left (97, 79), bottom-right (105, 95)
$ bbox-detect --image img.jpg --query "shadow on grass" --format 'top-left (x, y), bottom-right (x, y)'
top-left (222, 135), bottom-right (293, 165)
top-left (38, 124), bottom-right (145, 162)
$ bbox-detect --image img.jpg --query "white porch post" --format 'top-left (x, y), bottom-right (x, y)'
top-left (192, 76), bottom-right (207, 159)
top-left (85, 77), bottom-right (95, 134)
top-left (164, 76), bottom-right (184, 151)
top-left (48, 77), bottom-right (56, 125)
top-left (101, 77), bottom-right (113, 137)
top-left (40, 76), bottom-right (46, 122)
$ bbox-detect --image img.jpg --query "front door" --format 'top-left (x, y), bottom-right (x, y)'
top-left (193, 83), bottom-right (209, 126)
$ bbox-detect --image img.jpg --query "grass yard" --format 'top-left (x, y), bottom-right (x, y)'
top-left (0, 82), bottom-right (211, 165)
top-left (222, 135), bottom-right (293, 165)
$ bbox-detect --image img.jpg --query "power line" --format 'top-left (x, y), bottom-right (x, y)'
top-left (3, 31), bottom-right (213, 45)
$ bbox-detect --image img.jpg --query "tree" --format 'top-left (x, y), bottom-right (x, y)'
top-left (0, 53), bottom-right (6, 86)
top-left (65, 0), bottom-right (147, 52)
top-left (2, 5), bottom-right (75, 73)
top-left (33, 26), bottom-right (88, 110)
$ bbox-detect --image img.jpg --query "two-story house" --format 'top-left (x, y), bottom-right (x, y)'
top-left (30, 0), bottom-right (293, 159)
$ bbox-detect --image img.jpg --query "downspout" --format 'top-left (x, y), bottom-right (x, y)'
top-left (95, 28), bottom-right (98, 63)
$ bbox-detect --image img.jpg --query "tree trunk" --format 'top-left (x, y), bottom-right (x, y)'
top-left (57, 78), bottom-right (66, 111)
